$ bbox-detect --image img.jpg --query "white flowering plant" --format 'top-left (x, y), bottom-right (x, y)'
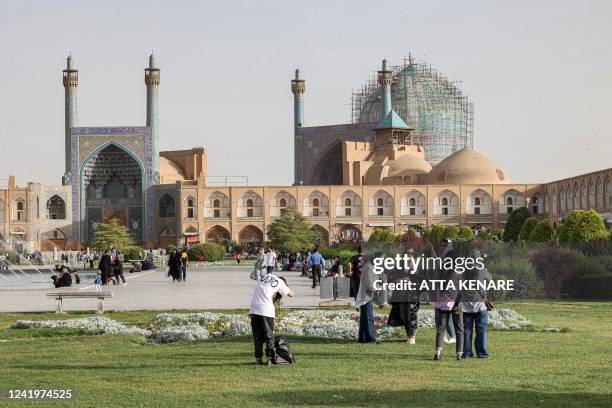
top-left (10, 307), bottom-right (532, 344)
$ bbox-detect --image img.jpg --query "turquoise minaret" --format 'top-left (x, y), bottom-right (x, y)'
top-left (145, 53), bottom-right (160, 183)
top-left (291, 69), bottom-right (305, 129)
top-left (62, 54), bottom-right (78, 184)
top-left (377, 58), bottom-right (393, 120)
top-left (291, 69), bottom-right (305, 184)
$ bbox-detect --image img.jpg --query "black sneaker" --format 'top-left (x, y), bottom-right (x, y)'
top-left (433, 354), bottom-right (441, 361)
top-left (255, 358), bottom-right (265, 365)
top-left (456, 354), bottom-right (463, 361)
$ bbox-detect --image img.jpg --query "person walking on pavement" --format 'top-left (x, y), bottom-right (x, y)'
top-left (308, 246), bottom-right (325, 288)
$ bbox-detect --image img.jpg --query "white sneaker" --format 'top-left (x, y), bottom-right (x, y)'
top-left (122, 282), bottom-right (127, 286)
top-left (444, 337), bottom-right (456, 344)
top-left (407, 338), bottom-right (416, 345)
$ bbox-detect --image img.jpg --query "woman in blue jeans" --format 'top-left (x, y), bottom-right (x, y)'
top-left (461, 249), bottom-right (491, 358)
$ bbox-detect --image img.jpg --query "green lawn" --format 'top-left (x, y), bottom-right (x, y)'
top-left (0, 302), bottom-right (611, 407)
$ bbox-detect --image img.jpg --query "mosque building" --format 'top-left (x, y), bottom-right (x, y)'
top-left (0, 55), bottom-right (610, 252)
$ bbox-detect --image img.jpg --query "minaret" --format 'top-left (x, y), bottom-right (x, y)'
top-left (377, 58), bottom-right (393, 120)
top-left (291, 69), bottom-right (305, 129)
top-left (291, 69), bottom-right (305, 185)
top-left (62, 54), bottom-right (78, 184)
top-left (145, 53), bottom-right (161, 183)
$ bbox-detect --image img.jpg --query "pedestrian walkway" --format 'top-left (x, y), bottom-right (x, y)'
top-left (0, 266), bottom-right (325, 312)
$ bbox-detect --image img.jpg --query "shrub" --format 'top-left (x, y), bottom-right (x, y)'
top-left (491, 229), bottom-right (504, 241)
top-left (530, 246), bottom-right (580, 298)
top-left (457, 226), bottom-right (475, 242)
top-left (529, 220), bottom-right (555, 242)
top-left (486, 254), bottom-right (537, 300)
top-left (368, 228), bottom-right (396, 243)
top-left (165, 245), bottom-right (177, 254)
top-left (576, 275), bottom-right (612, 300)
top-left (123, 247), bottom-right (145, 261)
top-left (187, 243), bottom-right (225, 262)
top-left (519, 218), bottom-right (538, 241)
top-left (319, 247), bottom-right (357, 271)
top-left (443, 225), bottom-right (459, 241)
top-left (423, 225), bottom-right (446, 245)
top-left (558, 210), bottom-right (608, 244)
top-left (503, 207), bottom-right (532, 242)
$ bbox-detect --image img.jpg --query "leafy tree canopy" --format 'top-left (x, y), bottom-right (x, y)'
top-left (265, 207), bottom-right (319, 253)
top-left (92, 220), bottom-right (135, 252)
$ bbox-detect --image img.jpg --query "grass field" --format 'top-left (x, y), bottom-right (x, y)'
top-left (0, 302), bottom-right (611, 407)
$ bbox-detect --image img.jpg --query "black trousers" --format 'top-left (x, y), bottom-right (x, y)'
top-left (250, 314), bottom-right (276, 360)
top-left (114, 272), bottom-right (126, 284)
top-left (311, 265), bottom-right (322, 287)
top-left (435, 309), bottom-right (464, 354)
top-left (181, 264), bottom-right (187, 281)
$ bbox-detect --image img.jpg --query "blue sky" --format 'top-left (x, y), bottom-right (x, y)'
top-left (0, 0), bottom-right (610, 185)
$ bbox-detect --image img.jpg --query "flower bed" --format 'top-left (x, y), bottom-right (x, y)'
top-left (11, 308), bottom-right (531, 344)
top-left (11, 316), bottom-right (151, 336)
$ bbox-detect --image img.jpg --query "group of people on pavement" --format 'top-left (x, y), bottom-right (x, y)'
top-left (97, 246), bottom-right (127, 286)
top-left (167, 248), bottom-right (188, 281)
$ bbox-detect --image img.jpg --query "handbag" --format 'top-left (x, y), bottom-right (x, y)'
top-left (249, 269), bottom-right (259, 280)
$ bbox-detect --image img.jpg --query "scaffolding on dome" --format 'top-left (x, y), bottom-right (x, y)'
top-left (351, 55), bottom-right (474, 165)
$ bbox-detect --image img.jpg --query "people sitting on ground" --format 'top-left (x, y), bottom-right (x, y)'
top-left (249, 274), bottom-right (294, 365)
top-left (130, 261), bottom-right (143, 273)
top-left (51, 264), bottom-right (73, 288)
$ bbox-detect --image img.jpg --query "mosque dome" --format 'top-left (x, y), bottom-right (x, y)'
top-left (419, 147), bottom-right (510, 185)
top-left (387, 150), bottom-right (432, 177)
top-left (160, 157), bottom-right (186, 183)
top-left (352, 57), bottom-right (474, 165)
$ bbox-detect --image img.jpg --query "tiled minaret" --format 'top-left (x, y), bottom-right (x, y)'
top-left (145, 53), bottom-right (161, 183)
top-left (62, 54), bottom-right (78, 185)
top-left (291, 69), bottom-right (305, 185)
top-left (377, 58), bottom-right (393, 120)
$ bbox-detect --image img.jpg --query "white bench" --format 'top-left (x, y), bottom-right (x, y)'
top-left (47, 291), bottom-right (113, 314)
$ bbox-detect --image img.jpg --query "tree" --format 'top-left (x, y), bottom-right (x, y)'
top-left (92, 220), bottom-right (135, 251)
top-left (503, 207), bottom-right (532, 242)
top-left (457, 226), bottom-right (475, 242)
top-left (558, 210), bottom-right (608, 244)
top-left (368, 228), bottom-right (396, 243)
top-left (519, 217), bottom-right (538, 241)
top-left (265, 207), bottom-right (318, 252)
top-left (529, 220), bottom-right (555, 242)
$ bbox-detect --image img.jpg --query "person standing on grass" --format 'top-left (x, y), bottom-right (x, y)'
top-left (249, 274), bottom-right (294, 365)
top-left (308, 246), bottom-right (325, 288)
top-left (429, 239), bottom-right (464, 361)
top-left (462, 248), bottom-right (491, 359)
top-left (355, 248), bottom-right (378, 344)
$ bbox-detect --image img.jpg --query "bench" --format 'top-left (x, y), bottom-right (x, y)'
top-left (46, 291), bottom-right (113, 314)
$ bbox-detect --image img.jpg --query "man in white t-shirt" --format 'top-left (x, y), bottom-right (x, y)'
top-left (264, 247), bottom-right (277, 274)
top-left (249, 273), bottom-right (294, 365)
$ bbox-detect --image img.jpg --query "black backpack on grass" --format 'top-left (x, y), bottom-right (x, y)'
top-left (274, 336), bottom-right (296, 364)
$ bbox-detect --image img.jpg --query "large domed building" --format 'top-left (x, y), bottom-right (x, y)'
top-left (420, 147), bottom-right (510, 185)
